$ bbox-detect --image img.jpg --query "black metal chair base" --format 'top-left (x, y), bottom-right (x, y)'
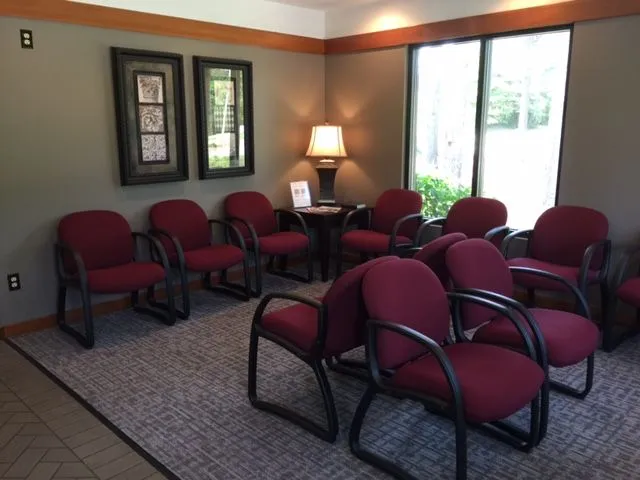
top-left (351, 386), bottom-right (469, 480)
top-left (550, 354), bottom-right (594, 399)
top-left (57, 285), bottom-right (176, 349)
top-left (325, 356), bottom-right (369, 381)
top-left (248, 330), bottom-right (338, 443)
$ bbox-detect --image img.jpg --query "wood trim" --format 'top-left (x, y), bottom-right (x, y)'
top-left (0, 278), bottom-right (203, 339)
top-left (325, 0), bottom-right (640, 54)
top-left (0, 0), bottom-right (325, 54)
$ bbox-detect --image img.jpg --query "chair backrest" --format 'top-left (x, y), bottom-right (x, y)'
top-left (362, 258), bottom-right (451, 370)
top-left (442, 197), bottom-right (508, 240)
top-left (446, 238), bottom-right (513, 330)
top-left (413, 233), bottom-right (467, 290)
top-left (371, 189), bottom-right (422, 237)
top-left (224, 191), bottom-right (277, 238)
top-left (529, 205), bottom-right (609, 268)
top-left (322, 256), bottom-right (398, 355)
top-left (58, 210), bottom-right (133, 273)
top-left (149, 200), bottom-right (210, 259)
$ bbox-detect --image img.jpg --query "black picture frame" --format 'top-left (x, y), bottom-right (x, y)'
top-left (111, 47), bottom-right (189, 186)
top-left (193, 56), bottom-right (255, 179)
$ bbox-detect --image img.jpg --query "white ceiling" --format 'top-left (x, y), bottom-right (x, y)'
top-left (266, 0), bottom-right (382, 11)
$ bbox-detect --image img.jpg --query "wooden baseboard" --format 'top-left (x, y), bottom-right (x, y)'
top-left (1, 272), bottom-right (227, 339)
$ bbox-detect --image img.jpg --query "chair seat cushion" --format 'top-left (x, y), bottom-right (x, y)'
top-left (391, 343), bottom-right (544, 423)
top-left (508, 258), bottom-right (599, 291)
top-left (616, 277), bottom-right (640, 307)
top-left (341, 230), bottom-right (412, 253)
top-left (473, 308), bottom-right (599, 367)
top-left (261, 297), bottom-right (349, 357)
top-left (183, 245), bottom-right (244, 272)
top-left (87, 262), bottom-right (165, 294)
top-left (258, 232), bottom-right (309, 255)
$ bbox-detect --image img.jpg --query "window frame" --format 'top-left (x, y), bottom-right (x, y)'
top-left (403, 25), bottom-right (575, 218)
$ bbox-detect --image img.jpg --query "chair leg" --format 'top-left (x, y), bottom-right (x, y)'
top-left (134, 288), bottom-right (176, 326)
top-left (248, 329), bottom-right (339, 442)
top-left (550, 354), bottom-right (594, 399)
top-left (537, 380), bottom-right (550, 444)
top-left (57, 284), bottom-right (95, 349)
top-left (254, 250), bottom-right (263, 297)
top-left (350, 386), bottom-right (463, 480)
top-left (599, 281), bottom-right (609, 326)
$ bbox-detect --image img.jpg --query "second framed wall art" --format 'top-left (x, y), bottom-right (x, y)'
top-left (193, 57), bottom-right (255, 180)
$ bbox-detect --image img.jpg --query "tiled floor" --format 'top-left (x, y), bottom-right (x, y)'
top-left (0, 342), bottom-right (168, 480)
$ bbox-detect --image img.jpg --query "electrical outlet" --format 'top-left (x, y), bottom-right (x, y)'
top-left (7, 273), bottom-right (21, 292)
top-left (20, 29), bottom-right (33, 49)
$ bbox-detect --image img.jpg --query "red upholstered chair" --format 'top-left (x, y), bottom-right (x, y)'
top-left (248, 256), bottom-right (397, 442)
top-left (149, 199), bottom-right (251, 319)
top-left (445, 238), bottom-right (598, 443)
top-left (416, 196), bottom-right (509, 247)
top-left (409, 232), bottom-right (467, 289)
top-left (224, 191), bottom-right (312, 296)
top-left (604, 247), bottom-right (640, 351)
top-left (55, 210), bottom-right (175, 348)
top-left (336, 188), bottom-right (423, 277)
top-left (501, 205), bottom-right (611, 319)
top-left (350, 258), bottom-right (544, 480)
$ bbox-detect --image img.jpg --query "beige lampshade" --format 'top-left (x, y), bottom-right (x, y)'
top-left (305, 125), bottom-right (348, 159)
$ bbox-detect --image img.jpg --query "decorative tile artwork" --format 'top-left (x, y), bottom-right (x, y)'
top-left (135, 73), bottom-right (168, 164)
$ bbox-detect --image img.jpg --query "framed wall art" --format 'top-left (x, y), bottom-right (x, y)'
top-left (111, 47), bottom-right (188, 185)
top-left (193, 56), bottom-right (254, 179)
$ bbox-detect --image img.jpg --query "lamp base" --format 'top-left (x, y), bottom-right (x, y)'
top-left (316, 164), bottom-right (338, 204)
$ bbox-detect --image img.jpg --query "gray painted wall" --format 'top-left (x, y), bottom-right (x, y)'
top-left (0, 17), bottom-right (325, 325)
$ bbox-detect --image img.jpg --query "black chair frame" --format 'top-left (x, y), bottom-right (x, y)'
top-left (227, 210), bottom-right (313, 297)
top-left (454, 265), bottom-right (593, 443)
top-left (54, 232), bottom-right (176, 349)
top-left (604, 246), bottom-right (640, 352)
top-left (336, 207), bottom-right (422, 277)
top-left (350, 293), bottom-right (542, 480)
top-left (501, 229), bottom-right (612, 323)
top-left (149, 220), bottom-right (251, 320)
top-left (248, 292), bottom-right (339, 443)
top-left (414, 216), bottom-right (510, 247)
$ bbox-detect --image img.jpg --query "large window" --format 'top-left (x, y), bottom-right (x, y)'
top-left (407, 28), bottom-right (572, 229)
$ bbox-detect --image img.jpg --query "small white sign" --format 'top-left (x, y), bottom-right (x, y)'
top-left (290, 181), bottom-right (312, 208)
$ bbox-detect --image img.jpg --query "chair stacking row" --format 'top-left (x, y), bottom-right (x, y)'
top-left (55, 192), bottom-right (314, 348)
top-left (249, 250), bottom-right (561, 479)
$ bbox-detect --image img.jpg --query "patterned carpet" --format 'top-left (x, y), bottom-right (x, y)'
top-left (8, 271), bottom-right (640, 480)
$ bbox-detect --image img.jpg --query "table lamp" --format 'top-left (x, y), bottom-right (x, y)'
top-left (305, 123), bottom-right (348, 204)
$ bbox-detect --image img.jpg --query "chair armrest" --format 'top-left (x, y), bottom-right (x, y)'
top-left (451, 288), bottom-right (548, 371)
top-left (226, 216), bottom-right (260, 251)
top-left (208, 219), bottom-right (247, 252)
top-left (612, 245), bottom-right (640, 291)
top-left (340, 207), bottom-right (371, 237)
top-left (132, 232), bottom-right (171, 271)
top-left (484, 225), bottom-right (510, 243)
top-left (54, 241), bottom-right (88, 285)
top-left (579, 239), bottom-right (612, 287)
top-left (509, 266), bottom-right (590, 319)
top-left (447, 291), bottom-right (538, 363)
top-left (389, 213), bottom-right (424, 252)
top-left (148, 228), bottom-right (185, 269)
top-left (501, 229), bottom-right (533, 257)
top-left (252, 292), bottom-right (327, 352)
top-left (414, 217), bottom-right (446, 245)
top-left (402, 247), bottom-right (422, 259)
top-left (274, 209), bottom-right (310, 238)
top-left (366, 319), bottom-right (463, 415)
